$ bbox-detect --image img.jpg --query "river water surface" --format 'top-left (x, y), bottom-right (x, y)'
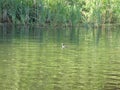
top-left (0, 25), bottom-right (120, 90)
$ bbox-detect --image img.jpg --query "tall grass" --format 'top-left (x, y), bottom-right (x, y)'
top-left (0, 0), bottom-right (119, 26)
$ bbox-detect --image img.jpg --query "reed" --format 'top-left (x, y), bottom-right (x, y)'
top-left (0, 0), bottom-right (119, 26)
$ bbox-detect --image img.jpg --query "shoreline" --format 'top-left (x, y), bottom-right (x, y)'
top-left (0, 23), bottom-right (120, 28)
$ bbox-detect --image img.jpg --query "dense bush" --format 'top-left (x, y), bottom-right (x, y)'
top-left (0, 0), bottom-right (119, 25)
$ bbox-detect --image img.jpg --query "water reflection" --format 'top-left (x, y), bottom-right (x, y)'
top-left (0, 25), bottom-right (120, 90)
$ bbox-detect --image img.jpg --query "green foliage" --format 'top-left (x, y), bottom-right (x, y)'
top-left (0, 0), bottom-right (119, 25)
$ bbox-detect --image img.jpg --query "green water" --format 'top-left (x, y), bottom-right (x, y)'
top-left (0, 25), bottom-right (120, 90)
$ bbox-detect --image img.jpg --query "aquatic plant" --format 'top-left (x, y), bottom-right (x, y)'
top-left (0, 0), bottom-right (119, 26)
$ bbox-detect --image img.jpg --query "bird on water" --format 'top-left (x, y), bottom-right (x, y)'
top-left (62, 43), bottom-right (65, 49)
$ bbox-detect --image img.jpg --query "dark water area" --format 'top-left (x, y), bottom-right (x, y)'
top-left (0, 25), bottom-right (120, 90)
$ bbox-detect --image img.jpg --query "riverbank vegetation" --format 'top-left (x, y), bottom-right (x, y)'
top-left (0, 0), bottom-right (120, 26)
